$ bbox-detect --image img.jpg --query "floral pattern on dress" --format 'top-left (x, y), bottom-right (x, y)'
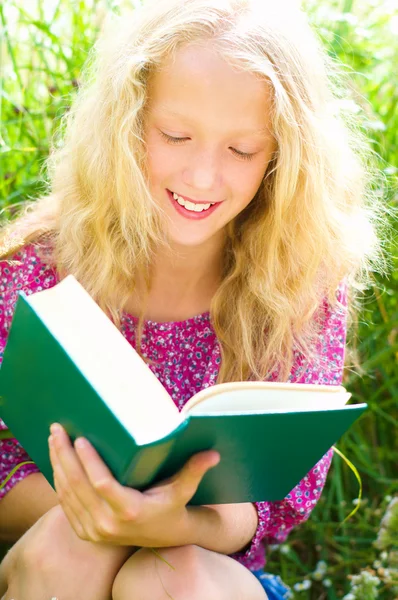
top-left (0, 243), bottom-right (348, 571)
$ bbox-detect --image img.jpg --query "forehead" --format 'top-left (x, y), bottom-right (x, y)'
top-left (146, 43), bottom-right (273, 136)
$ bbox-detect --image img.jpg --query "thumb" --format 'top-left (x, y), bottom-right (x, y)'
top-left (168, 450), bottom-right (220, 504)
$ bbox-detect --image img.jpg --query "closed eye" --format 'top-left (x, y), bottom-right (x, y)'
top-left (159, 130), bottom-right (256, 161)
top-left (230, 148), bottom-right (255, 161)
top-left (159, 131), bottom-right (188, 144)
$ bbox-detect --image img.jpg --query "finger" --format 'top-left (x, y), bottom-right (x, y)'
top-left (53, 474), bottom-right (87, 540)
top-left (49, 434), bottom-right (93, 534)
top-left (155, 450), bottom-right (220, 504)
top-left (50, 424), bottom-right (106, 518)
top-left (73, 437), bottom-right (141, 512)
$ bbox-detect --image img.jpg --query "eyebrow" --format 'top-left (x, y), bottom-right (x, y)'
top-left (156, 109), bottom-right (271, 137)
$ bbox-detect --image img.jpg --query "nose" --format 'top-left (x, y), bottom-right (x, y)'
top-left (182, 146), bottom-right (222, 192)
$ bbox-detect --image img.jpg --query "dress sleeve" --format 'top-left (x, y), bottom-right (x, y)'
top-left (232, 281), bottom-right (348, 568)
top-left (0, 247), bottom-right (56, 499)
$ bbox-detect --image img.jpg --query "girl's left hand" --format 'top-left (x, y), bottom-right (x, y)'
top-left (48, 423), bottom-right (220, 548)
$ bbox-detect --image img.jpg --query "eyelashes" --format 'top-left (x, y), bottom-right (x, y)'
top-left (159, 131), bottom-right (188, 145)
top-left (159, 131), bottom-right (256, 162)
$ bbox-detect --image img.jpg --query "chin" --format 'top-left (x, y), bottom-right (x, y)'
top-left (165, 224), bottom-right (222, 249)
top-left (169, 234), bottom-right (214, 248)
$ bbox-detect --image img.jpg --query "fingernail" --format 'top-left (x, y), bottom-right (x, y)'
top-left (50, 423), bottom-right (62, 436)
top-left (75, 438), bottom-right (87, 450)
top-left (209, 452), bottom-right (220, 467)
top-left (48, 435), bottom-right (54, 447)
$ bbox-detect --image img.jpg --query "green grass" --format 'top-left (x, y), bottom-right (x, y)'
top-left (1, 0), bottom-right (397, 597)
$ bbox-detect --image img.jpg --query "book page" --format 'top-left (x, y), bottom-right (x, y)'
top-left (183, 381), bottom-right (351, 415)
top-left (29, 276), bottom-right (181, 444)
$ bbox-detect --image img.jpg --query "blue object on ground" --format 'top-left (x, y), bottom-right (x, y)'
top-left (252, 570), bottom-right (293, 599)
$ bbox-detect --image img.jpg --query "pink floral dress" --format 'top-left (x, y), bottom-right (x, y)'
top-left (0, 243), bottom-right (348, 573)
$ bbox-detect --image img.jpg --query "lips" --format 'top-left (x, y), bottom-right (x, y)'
top-left (166, 189), bottom-right (221, 220)
top-left (169, 190), bottom-right (218, 205)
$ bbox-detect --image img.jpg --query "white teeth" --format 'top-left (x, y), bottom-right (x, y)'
top-left (171, 191), bottom-right (214, 213)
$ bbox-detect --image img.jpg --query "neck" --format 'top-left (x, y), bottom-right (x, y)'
top-left (127, 237), bottom-right (225, 322)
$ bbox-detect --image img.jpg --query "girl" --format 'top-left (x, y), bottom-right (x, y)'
top-left (0, 0), bottom-right (383, 598)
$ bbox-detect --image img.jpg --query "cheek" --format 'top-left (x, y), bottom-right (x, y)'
top-left (229, 162), bottom-right (266, 202)
top-left (146, 146), bottom-right (169, 185)
top-left (146, 135), bottom-right (180, 185)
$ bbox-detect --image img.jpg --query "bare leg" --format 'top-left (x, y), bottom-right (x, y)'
top-left (0, 506), bottom-right (133, 600)
top-left (112, 545), bottom-right (268, 600)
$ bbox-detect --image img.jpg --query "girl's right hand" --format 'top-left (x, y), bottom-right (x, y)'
top-left (0, 504), bottom-right (133, 600)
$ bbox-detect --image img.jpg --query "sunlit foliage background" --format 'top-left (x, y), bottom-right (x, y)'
top-left (1, 1), bottom-right (397, 597)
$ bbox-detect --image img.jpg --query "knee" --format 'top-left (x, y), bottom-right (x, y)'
top-left (112, 545), bottom-right (207, 600)
top-left (17, 506), bottom-right (73, 572)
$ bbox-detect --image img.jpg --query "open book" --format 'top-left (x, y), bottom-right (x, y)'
top-left (0, 276), bottom-right (366, 504)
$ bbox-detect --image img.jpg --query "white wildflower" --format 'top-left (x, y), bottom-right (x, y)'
top-left (351, 571), bottom-right (380, 586)
top-left (312, 560), bottom-right (328, 580)
top-left (344, 570), bottom-right (381, 599)
top-left (313, 570), bottom-right (323, 581)
top-left (293, 579), bottom-right (312, 592)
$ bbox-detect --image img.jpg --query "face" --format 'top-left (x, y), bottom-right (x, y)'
top-left (143, 43), bottom-right (276, 252)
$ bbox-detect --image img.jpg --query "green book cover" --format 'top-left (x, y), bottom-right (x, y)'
top-left (0, 277), bottom-right (367, 505)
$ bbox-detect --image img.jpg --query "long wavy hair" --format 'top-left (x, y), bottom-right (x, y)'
top-left (0, 0), bottom-right (387, 382)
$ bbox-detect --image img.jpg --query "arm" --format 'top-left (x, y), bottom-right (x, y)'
top-left (186, 502), bottom-right (259, 555)
top-left (0, 443), bottom-right (258, 552)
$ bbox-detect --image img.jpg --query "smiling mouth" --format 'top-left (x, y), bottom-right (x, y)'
top-left (166, 189), bottom-right (221, 219)
top-left (170, 190), bottom-right (216, 213)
